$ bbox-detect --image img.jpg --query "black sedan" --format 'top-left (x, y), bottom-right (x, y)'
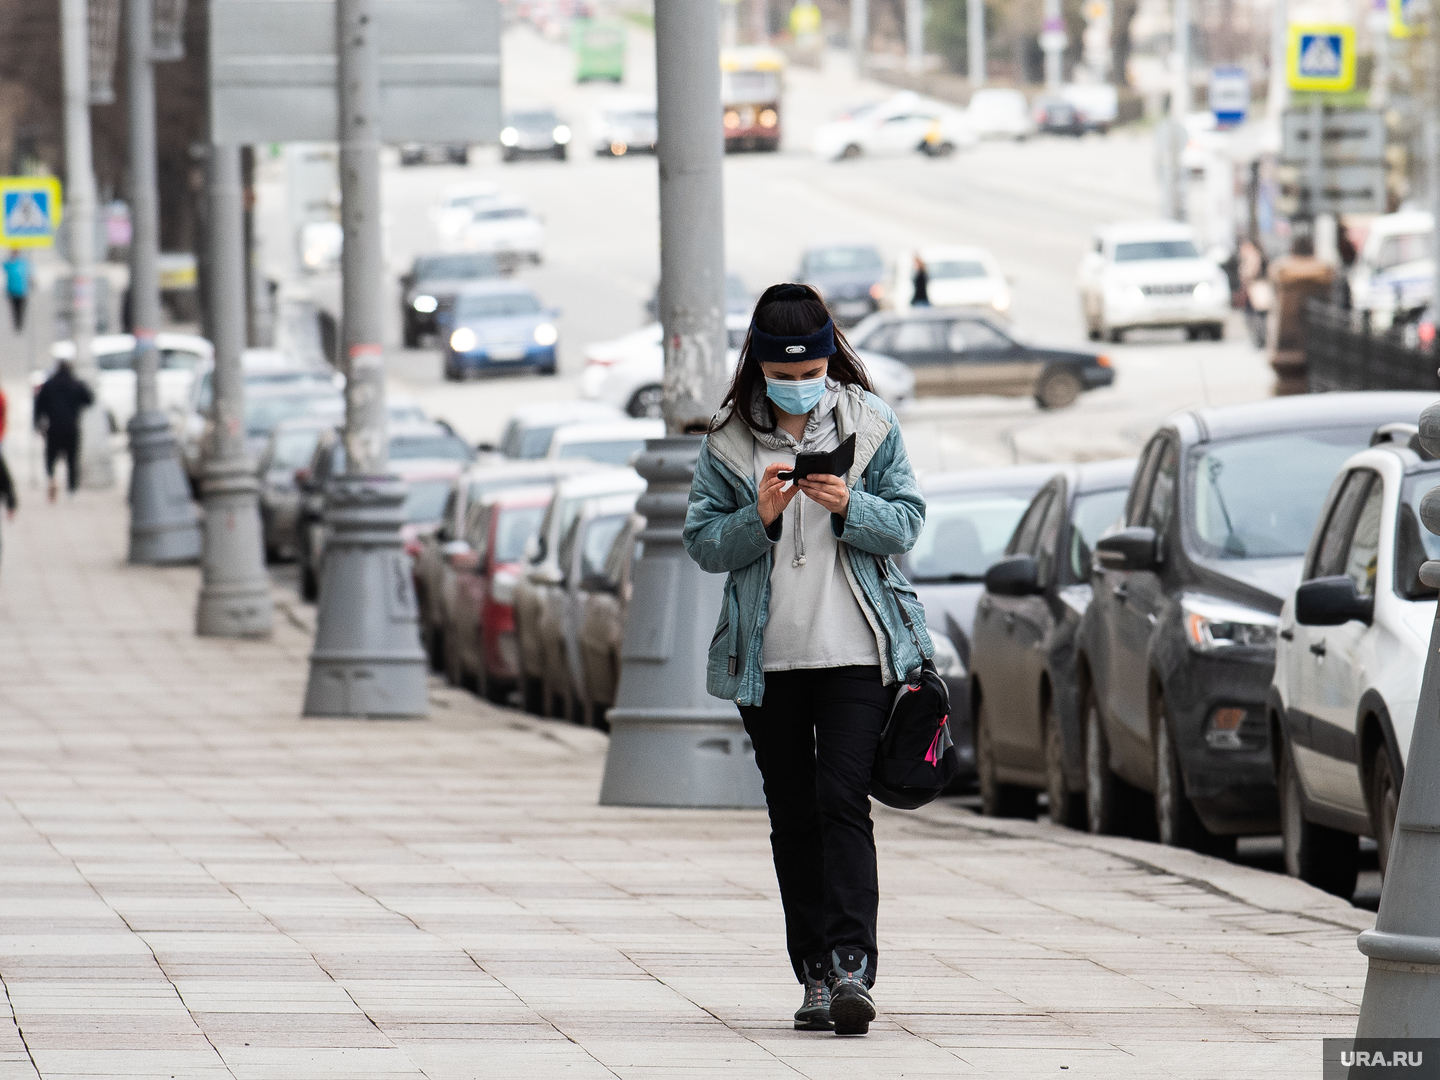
top-left (968, 458), bottom-right (1135, 825)
top-left (401, 253), bottom-right (502, 348)
top-left (500, 109), bottom-right (572, 162)
top-left (847, 309), bottom-right (1115, 408)
top-left (1033, 98), bottom-right (1085, 136)
top-left (798, 243), bottom-right (886, 326)
top-left (898, 463), bottom-right (1061, 788)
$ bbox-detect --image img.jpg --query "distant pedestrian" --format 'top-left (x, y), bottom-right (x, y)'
top-left (33, 360), bottom-right (93, 500)
top-left (684, 283), bottom-right (932, 1037)
top-left (5, 250), bottom-right (29, 332)
top-left (1238, 239), bottom-right (1271, 349)
top-left (0, 445), bottom-right (14, 564)
top-left (910, 255), bottom-right (929, 307)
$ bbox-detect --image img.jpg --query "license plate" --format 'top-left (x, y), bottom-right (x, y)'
top-left (488, 345), bottom-right (526, 361)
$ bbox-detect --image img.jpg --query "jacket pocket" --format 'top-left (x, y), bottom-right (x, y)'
top-left (707, 579), bottom-right (741, 680)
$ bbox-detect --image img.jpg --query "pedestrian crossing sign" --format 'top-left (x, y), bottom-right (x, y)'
top-left (0, 176), bottom-right (62, 248)
top-left (1287, 24), bottom-right (1355, 93)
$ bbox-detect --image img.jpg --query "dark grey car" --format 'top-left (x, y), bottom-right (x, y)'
top-left (968, 459), bottom-right (1135, 824)
top-left (400, 252), bottom-right (501, 348)
top-left (798, 243), bottom-right (885, 326)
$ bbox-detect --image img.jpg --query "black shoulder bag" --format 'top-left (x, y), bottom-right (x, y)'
top-left (870, 556), bottom-right (959, 809)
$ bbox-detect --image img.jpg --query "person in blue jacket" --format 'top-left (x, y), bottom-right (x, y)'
top-left (683, 283), bottom-right (931, 1037)
top-left (5, 250), bottom-right (29, 332)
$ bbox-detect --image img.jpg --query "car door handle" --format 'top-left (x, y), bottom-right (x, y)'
top-left (1112, 583), bottom-right (1128, 601)
top-left (1279, 629), bottom-right (1294, 641)
top-left (1309, 641), bottom-right (1327, 657)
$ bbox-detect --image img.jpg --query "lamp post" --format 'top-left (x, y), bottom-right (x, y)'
top-left (599, 0), bottom-right (763, 809)
top-left (126, 0), bottom-right (201, 564)
top-left (968, 0), bottom-right (984, 87)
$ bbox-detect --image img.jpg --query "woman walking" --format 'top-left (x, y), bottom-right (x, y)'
top-left (683, 283), bottom-right (931, 1036)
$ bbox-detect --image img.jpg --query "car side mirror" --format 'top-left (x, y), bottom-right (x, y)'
top-left (984, 553), bottom-right (1041, 596)
top-left (1095, 526), bottom-right (1159, 572)
top-left (1296, 575), bottom-right (1374, 626)
top-left (475, 441), bottom-right (496, 453)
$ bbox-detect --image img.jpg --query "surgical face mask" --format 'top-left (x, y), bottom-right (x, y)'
top-left (764, 374), bottom-right (827, 416)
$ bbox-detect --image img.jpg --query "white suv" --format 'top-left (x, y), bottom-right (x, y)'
top-left (1077, 221), bottom-right (1231, 343)
top-left (1269, 425), bottom-right (1440, 900)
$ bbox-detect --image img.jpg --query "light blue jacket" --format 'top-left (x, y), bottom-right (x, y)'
top-left (682, 384), bottom-right (932, 706)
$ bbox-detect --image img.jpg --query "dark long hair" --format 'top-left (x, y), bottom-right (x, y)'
top-left (712, 282), bottom-right (874, 434)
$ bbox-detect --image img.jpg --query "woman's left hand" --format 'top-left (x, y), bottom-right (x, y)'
top-left (797, 474), bottom-right (849, 517)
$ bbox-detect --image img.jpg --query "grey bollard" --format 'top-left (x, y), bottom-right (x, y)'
top-left (195, 460), bottom-right (274, 637)
top-left (302, 477), bottom-right (428, 719)
top-left (599, 436), bottom-right (766, 808)
top-left (1355, 400), bottom-right (1440, 1034)
top-left (127, 410), bottom-right (201, 564)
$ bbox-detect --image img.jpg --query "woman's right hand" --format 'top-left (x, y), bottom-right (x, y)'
top-left (757, 461), bottom-right (800, 527)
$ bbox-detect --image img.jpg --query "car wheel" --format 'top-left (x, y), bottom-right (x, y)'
top-left (1371, 743), bottom-right (1401, 877)
top-left (1185, 325), bottom-right (1202, 341)
top-left (426, 626), bottom-right (445, 673)
top-left (554, 147), bottom-right (567, 161)
top-left (933, 142), bottom-right (955, 157)
top-left (1155, 709), bottom-right (1206, 850)
top-left (1036, 369), bottom-right (1083, 410)
top-left (1106, 327), bottom-right (1124, 344)
top-left (522, 675), bottom-right (545, 716)
top-left (976, 695), bottom-right (1037, 818)
top-left (403, 323), bottom-right (419, 349)
top-left (301, 562), bottom-right (318, 603)
top-left (627, 384), bottom-right (665, 419)
top-left (841, 143), bottom-right (863, 159)
top-left (1044, 698), bottom-right (1085, 829)
top-left (1209, 322), bottom-right (1225, 341)
top-left (1280, 733), bottom-right (1359, 897)
top-left (1087, 328), bottom-right (1101, 342)
top-left (1085, 694), bottom-right (1123, 835)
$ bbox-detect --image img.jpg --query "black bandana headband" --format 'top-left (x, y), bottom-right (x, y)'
top-left (749, 317), bottom-right (837, 364)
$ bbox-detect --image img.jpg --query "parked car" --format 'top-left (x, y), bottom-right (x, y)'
top-left (577, 512), bottom-right (645, 730)
top-left (1076, 392), bottom-right (1436, 854)
top-left (810, 91), bottom-right (976, 161)
top-left (579, 323), bottom-right (915, 417)
top-left (417, 460), bottom-right (599, 677)
top-left (538, 495), bottom-right (639, 722)
top-left (898, 464), bottom-right (1060, 788)
top-left (545, 419), bottom-right (665, 465)
top-left (258, 415), bottom-right (338, 562)
top-left (847, 309), bottom-right (1112, 408)
top-left (885, 245), bottom-right (1010, 315)
top-left (967, 88), bottom-right (1035, 140)
top-left (47, 331), bottom-right (211, 433)
top-left (644, 271), bottom-right (753, 322)
top-left (400, 252), bottom-right (501, 348)
top-left (440, 281), bottom-right (559, 380)
top-left (1349, 210), bottom-right (1433, 329)
top-left (399, 142), bottom-right (469, 166)
top-left (592, 97), bottom-right (658, 156)
top-left (443, 485), bottom-right (555, 700)
top-left (459, 199), bottom-right (545, 265)
top-left (1032, 97), bottom-right (1085, 136)
top-left (968, 459), bottom-right (1136, 824)
top-left (501, 109), bottom-right (571, 161)
top-left (397, 458), bottom-right (470, 566)
top-left (798, 243), bottom-right (886, 326)
top-left (490, 401), bottom-right (627, 459)
top-left (1060, 83), bottom-right (1117, 133)
top-left (1078, 221), bottom-right (1232, 342)
top-left (1270, 424), bottom-right (1440, 898)
top-left (240, 380), bottom-right (345, 465)
top-left (514, 468), bottom-right (647, 716)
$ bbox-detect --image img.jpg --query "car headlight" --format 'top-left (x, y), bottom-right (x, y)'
top-left (759, 109), bottom-right (778, 128)
top-left (1181, 594), bottom-right (1278, 652)
top-left (724, 110), bottom-right (741, 130)
top-left (553, 124), bottom-right (571, 144)
top-left (500, 126), bottom-right (519, 146)
top-left (412, 294), bottom-right (438, 313)
top-left (991, 291), bottom-right (1010, 312)
top-left (532, 322), bottom-right (558, 346)
top-left (450, 327), bottom-right (477, 352)
top-left (929, 631), bottom-right (966, 680)
top-left (1193, 281), bottom-right (1215, 302)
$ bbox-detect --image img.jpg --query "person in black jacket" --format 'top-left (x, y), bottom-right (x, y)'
top-left (910, 255), bottom-right (929, 307)
top-left (33, 361), bottom-right (94, 500)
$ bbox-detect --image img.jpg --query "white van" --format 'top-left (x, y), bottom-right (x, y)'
top-left (1351, 210), bottom-right (1433, 326)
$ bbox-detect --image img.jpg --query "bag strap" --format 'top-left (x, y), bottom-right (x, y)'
top-left (872, 553), bottom-right (925, 657)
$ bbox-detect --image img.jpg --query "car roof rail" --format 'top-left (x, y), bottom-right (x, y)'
top-left (1370, 421), bottom-right (1435, 460)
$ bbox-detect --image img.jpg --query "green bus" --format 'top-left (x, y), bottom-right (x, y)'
top-left (574, 19), bottom-right (625, 83)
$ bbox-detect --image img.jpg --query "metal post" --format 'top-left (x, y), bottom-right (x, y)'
top-left (126, 0), bottom-right (201, 564)
top-left (967, 0), bottom-right (984, 87)
top-left (60, 0), bottom-right (115, 491)
top-left (1307, 98), bottom-right (1324, 242)
top-left (852, 0), bottom-right (867, 73)
top-left (752, 0), bottom-right (768, 43)
top-left (1043, 0), bottom-right (1063, 92)
top-left (302, 0), bottom-right (427, 719)
top-left (599, 0), bottom-right (763, 808)
top-left (1172, 0), bottom-right (1190, 115)
top-left (195, 144), bottom-right (273, 637)
top-left (1268, 0), bottom-right (1288, 120)
top-left (906, 0), bottom-right (923, 75)
top-left (1430, 1), bottom-right (1440, 322)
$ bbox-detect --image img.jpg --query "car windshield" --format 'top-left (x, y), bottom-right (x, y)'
top-left (722, 70), bottom-right (780, 103)
top-left (1376, 232), bottom-right (1431, 272)
top-left (402, 479), bottom-right (452, 523)
top-left (1069, 487), bottom-right (1129, 578)
top-left (474, 206), bottom-right (529, 222)
top-left (244, 392), bottom-right (341, 436)
top-left (906, 491), bottom-right (1034, 582)
top-left (556, 438), bottom-right (646, 465)
top-left (271, 428), bottom-right (323, 470)
top-left (510, 112), bottom-right (558, 130)
top-left (414, 254), bottom-right (499, 281)
top-left (1188, 426), bottom-right (1375, 560)
top-left (161, 349), bottom-right (206, 371)
top-left (391, 433), bottom-right (476, 463)
top-left (456, 292), bottom-right (542, 320)
top-left (501, 422), bottom-right (555, 459)
top-left (606, 110), bottom-right (655, 125)
top-left (806, 247), bottom-right (883, 275)
top-left (1113, 240), bottom-right (1199, 262)
top-left (495, 505), bottom-right (547, 562)
top-left (96, 351), bottom-right (133, 371)
top-left (928, 260), bottom-right (989, 281)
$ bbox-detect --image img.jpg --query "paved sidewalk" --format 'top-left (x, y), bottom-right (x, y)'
top-left (0, 489), bottom-right (1374, 1080)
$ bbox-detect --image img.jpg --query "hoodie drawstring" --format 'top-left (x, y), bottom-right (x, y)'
top-left (791, 495), bottom-right (806, 568)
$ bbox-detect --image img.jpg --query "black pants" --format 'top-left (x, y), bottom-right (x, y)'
top-left (45, 430), bottom-right (80, 491)
top-left (739, 665), bottom-right (890, 987)
top-left (8, 294), bottom-right (24, 332)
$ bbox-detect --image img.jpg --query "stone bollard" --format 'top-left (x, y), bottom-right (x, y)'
top-left (1354, 400), bottom-right (1440, 1033)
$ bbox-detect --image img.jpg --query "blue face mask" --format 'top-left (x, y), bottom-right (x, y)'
top-left (765, 374), bottom-right (827, 416)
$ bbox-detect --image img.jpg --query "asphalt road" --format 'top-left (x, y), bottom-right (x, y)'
top-left (251, 22), bottom-right (1276, 474)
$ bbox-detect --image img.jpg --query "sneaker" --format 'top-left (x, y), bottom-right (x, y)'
top-left (828, 948), bottom-right (876, 1036)
top-left (794, 972), bottom-right (832, 1031)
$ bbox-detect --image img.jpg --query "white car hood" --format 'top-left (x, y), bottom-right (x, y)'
top-left (1102, 258), bottom-right (1217, 286)
top-left (926, 278), bottom-right (1003, 306)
